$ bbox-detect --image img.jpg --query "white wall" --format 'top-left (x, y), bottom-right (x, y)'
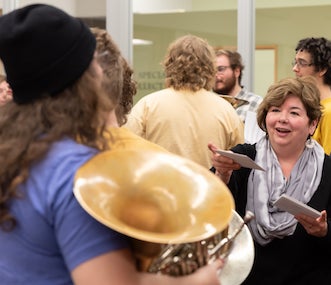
top-left (2, 0), bottom-right (331, 96)
top-left (1, 0), bottom-right (104, 16)
top-left (19, 0), bottom-right (76, 14)
top-left (133, 0), bottom-right (191, 14)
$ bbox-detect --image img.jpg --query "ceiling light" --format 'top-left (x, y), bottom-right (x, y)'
top-left (133, 38), bottom-right (153, 46)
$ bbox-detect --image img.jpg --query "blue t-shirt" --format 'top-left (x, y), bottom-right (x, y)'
top-left (0, 138), bottom-right (129, 284)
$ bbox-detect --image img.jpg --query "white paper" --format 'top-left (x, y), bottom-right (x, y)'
top-left (216, 150), bottom-right (265, 171)
top-left (274, 194), bottom-right (321, 218)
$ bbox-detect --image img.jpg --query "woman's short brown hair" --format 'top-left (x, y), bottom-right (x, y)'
top-left (257, 76), bottom-right (322, 132)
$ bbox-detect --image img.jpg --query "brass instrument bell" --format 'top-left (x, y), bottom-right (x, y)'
top-left (74, 149), bottom-right (234, 244)
top-left (73, 149), bottom-right (254, 284)
top-left (219, 95), bottom-right (249, 109)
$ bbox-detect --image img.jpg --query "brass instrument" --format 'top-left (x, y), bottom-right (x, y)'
top-left (74, 149), bottom-right (254, 284)
top-left (219, 94), bottom-right (249, 109)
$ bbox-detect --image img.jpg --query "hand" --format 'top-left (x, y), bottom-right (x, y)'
top-left (208, 142), bottom-right (241, 184)
top-left (72, 249), bottom-right (224, 285)
top-left (183, 258), bottom-right (224, 285)
top-left (296, 210), bottom-right (328, 237)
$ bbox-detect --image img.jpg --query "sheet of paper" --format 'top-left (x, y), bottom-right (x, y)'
top-left (216, 150), bottom-right (265, 171)
top-left (274, 194), bottom-right (321, 219)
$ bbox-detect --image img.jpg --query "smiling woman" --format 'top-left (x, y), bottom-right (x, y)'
top-left (208, 76), bottom-right (331, 285)
top-left (266, 95), bottom-right (313, 153)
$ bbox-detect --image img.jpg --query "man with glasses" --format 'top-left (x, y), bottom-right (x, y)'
top-left (213, 49), bottom-right (262, 123)
top-left (214, 50), bottom-right (264, 143)
top-left (293, 37), bottom-right (331, 155)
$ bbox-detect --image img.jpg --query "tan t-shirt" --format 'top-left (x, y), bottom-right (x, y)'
top-left (125, 88), bottom-right (244, 169)
top-left (313, 97), bottom-right (331, 155)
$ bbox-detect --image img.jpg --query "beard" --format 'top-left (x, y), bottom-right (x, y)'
top-left (214, 74), bottom-right (236, 95)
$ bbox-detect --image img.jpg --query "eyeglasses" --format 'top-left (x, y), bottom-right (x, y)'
top-left (292, 59), bottom-right (314, 68)
top-left (217, 66), bottom-right (231, 73)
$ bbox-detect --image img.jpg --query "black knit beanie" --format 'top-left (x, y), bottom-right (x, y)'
top-left (0, 4), bottom-right (96, 104)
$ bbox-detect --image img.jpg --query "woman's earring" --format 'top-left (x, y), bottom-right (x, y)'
top-left (305, 135), bottom-right (314, 149)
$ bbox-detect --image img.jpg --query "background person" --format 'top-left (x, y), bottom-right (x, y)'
top-left (125, 35), bottom-right (244, 169)
top-left (91, 26), bottom-right (136, 127)
top-left (213, 49), bottom-right (263, 123)
top-left (0, 5), bottom-right (223, 285)
top-left (209, 76), bottom-right (331, 285)
top-left (293, 37), bottom-right (331, 155)
top-left (213, 49), bottom-right (264, 144)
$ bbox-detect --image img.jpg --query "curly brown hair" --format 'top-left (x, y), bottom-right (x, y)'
top-left (295, 37), bottom-right (331, 86)
top-left (163, 35), bottom-right (216, 92)
top-left (257, 76), bottom-right (322, 132)
top-left (119, 58), bottom-right (137, 125)
top-left (0, 61), bottom-right (113, 230)
top-left (91, 27), bottom-right (137, 126)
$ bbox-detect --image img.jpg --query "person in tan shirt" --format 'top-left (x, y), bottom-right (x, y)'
top-left (125, 35), bottom-right (244, 169)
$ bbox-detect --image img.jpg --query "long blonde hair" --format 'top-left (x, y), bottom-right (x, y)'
top-left (0, 60), bottom-right (113, 230)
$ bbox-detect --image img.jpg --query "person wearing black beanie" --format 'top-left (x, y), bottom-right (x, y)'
top-left (0, 4), bottom-right (224, 285)
top-left (0, 4), bottom-right (96, 104)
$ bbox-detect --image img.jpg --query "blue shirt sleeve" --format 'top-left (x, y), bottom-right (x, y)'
top-left (28, 139), bottom-right (130, 271)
